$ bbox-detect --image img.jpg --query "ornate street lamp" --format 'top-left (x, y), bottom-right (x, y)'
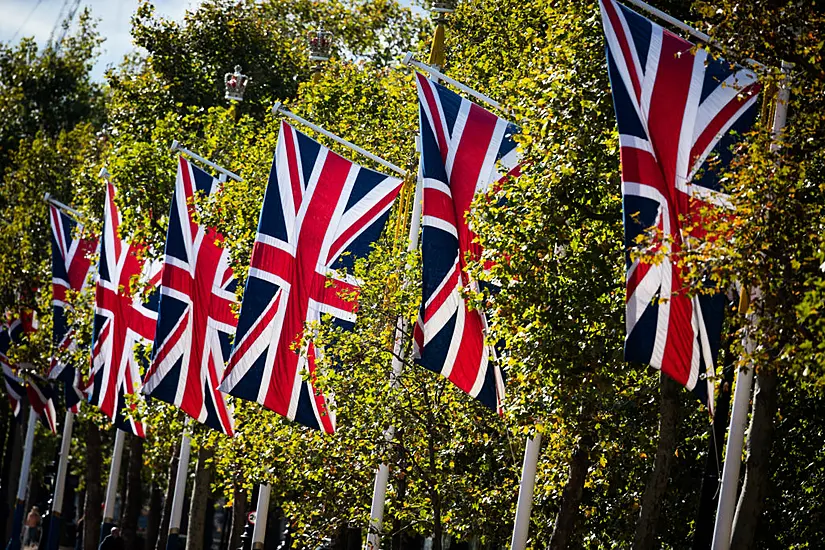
top-left (224, 65), bottom-right (250, 102)
top-left (427, 0), bottom-right (457, 68)
top-left (308, 27), bottom-right (333, 82)
top-left (430, 0), bottom-right (457, 24)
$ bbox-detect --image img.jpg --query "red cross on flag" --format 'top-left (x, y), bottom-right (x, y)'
top-left (219, 121), bottom-right (403, 433)
top-left (87, 179), bottom-right (161, 437)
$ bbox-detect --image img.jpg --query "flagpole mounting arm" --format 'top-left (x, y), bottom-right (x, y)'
top-left (622, 0), bottom-right (712, 44)
top-left (620, 0), bottom-right (764, 70)
top-left (169, 140), bottom-right (243, 182)
top-left (402, 53), bottom-right (502, 111)
top-left (43, 192), bottom-right (84, 221)
top-left (272, 102), bottom-right (407, 177)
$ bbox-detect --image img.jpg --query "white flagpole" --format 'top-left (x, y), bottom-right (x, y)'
top-left (269, 106), bottom-right (414, 548)
top-left (251, 483), bottom-right (272, 550)
top-left (165, 429), bottom-right (192, 549)
top-left (9, 407), bottom-right (38, 550)
top-left (47, 409), bottom-right (75, 549)
top-left (711, 63), bottom-right (791, 550)
top-left (101, 428), bottom-right (127, 532)
top-left (364, 135), bottom-right (424, 550)
top-left (510, 433), bottom-right (543, 550)
top-left (271, 103), bottom-right (408, 177)
top-left (365, 464), bottom-right (391, 550)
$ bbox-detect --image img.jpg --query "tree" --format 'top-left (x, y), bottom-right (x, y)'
top-left (0, 9), bottom-right (103, 175)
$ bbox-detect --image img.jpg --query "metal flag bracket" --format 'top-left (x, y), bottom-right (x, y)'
top-left (170, 140), bottom-right (243, 182)
top-left (272, 102), bottom-right (407, 177)
top-left (401, 52), bottom-right (503, 111)
top-left (43, 192), bottom-right (84, 223)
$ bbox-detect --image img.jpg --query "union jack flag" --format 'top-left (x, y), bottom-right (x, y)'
top-left (1, 326), bottom-right (24, 417)
top-left (142, 157), bottom-right (237, 436)
top-left (49, 205), bottom-right (97, 411)
top-left (87, 179), bottom-right (162, 437)
top-left (0, 314), bottom-right (38, 417)
top-left (600, 0), bottom-right (760, 404)
top-left (219, 121), bottom-right (403, 433)
top-left (412, 73), bottom-right (519, 411)
top-left (26, 374), bottom-right (58, 434)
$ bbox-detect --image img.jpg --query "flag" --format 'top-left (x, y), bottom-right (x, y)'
top-left (0, 326), bottom-right (24, 417)
top-left (142, 157), bottom-right (237, 436)
top-left (600, 0), bottom-right (760, 404)
top-left (6, 310), bottom-right (37, 340)
top-left (49, 205), bottom-right (97, 411)
top-left (1, 313), bottom-right (38, 418)
top-left (412, 72), bottom-right (519, 411)
top-left (219, 121), bottom-right (403, 433)
top-left (26, 374), bottom-right (58, 434)
top-left (87, 179), bottom-right (161, 437)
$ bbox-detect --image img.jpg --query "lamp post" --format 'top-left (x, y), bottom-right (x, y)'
top-left (225, 64), bottom-right (250, 121)
top-left (308, 27), bottom-right (332, 83)
top-left (428, 0), bottom-right (457, 68)
top-left (225, 65), bottom-right (250, 102)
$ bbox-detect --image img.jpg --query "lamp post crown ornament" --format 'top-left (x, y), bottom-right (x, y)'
top-left (430, 0), bottom-right (457, 23)
top-left (225, 65), bottom-right (250, 102)
top-left (308, 26), bottom-right (333, 83)
top-left (308, 27), bottom-right (333, 62)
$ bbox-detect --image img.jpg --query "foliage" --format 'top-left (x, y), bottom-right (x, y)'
top-left (0, 9), bottom-right (103, 175)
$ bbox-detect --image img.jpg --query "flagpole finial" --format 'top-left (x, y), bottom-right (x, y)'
top-left (225, 65), bottom-right (250, 102)
top-left (402, 52), bottom-right (415, 66)
top-left (308, 27), bottom-right (333, 83)
top-left (272, 101), bottom-right (283, 115)
top-left (170, 140), bottom-right (180, 152)
top-left (98, 167), bottom-right (110, 180)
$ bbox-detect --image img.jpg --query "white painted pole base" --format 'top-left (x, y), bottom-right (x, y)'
top-left (102, 428), bottom-right (126, 523)
top-left (711, 63), bottom-right (791, 550)
top-left (510, 434), bottom-right (542, 550)
top-left (711, 360), bottom-right (753, 550)
top-left (168, 431), bottom-right (192, 534)
top-left (17, 408), bottom-right (38, 502)
top-left (362, 153), bottom-right (424, 550)
top-left (365, 464), bottom-right (390, 550)
top-left (252, 483), bottom-right (272, 550)
top-left (52, 410), bottom-right (75, 515)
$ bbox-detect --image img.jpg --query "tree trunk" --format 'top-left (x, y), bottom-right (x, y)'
top-left (548, 434), bottom-right (593, 550)
top-left (203, 497), bottom-right (216, 548)
top-left (146, 481), bottom-right (163, 550)
top-left (185, 445), bottom-right (214, 550)
top-left (427, 428), bottom-right (442, 550)
top-left (83, 422), bottom-right (103, 550)
top-left (0, 404), bottom-right (18, 542)
top-left (228, 483), bottom-right (247, 550)
top-left (730, 369), bottom-right (778, 550)
top-left (6, 408), bottom-right (26, 536)
top-left (632, 374), bottom-right (681, 550)
top-left (122, 434), bottom-right (144, 550)
top-left (391, 469), bottom-right (408, 550)
top-left (0, 403), bottom-right (8, 476)
top-left (156, 438), bottom-right (181, 550)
